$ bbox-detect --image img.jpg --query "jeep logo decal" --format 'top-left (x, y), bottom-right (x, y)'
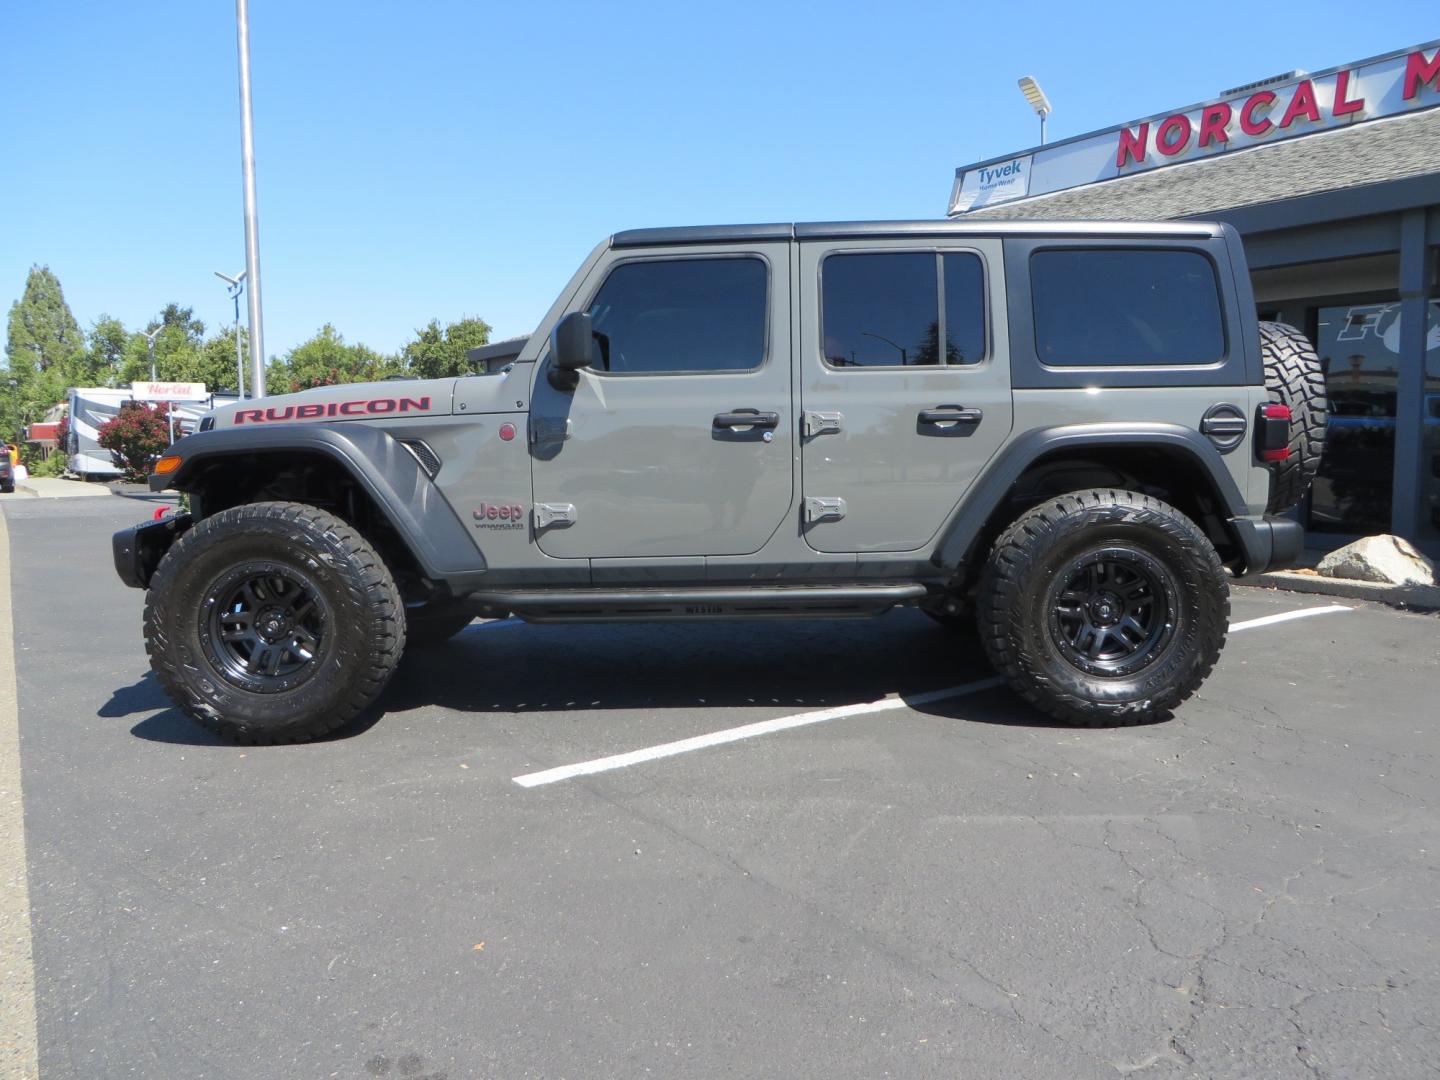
top-left (473, 502), bottom-right (526, 531)
top-left (232, 396), bottom-right (431, 424)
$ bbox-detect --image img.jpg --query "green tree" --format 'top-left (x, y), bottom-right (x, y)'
top-left (5, 266), bottom-right (84, 377)
top-left (3, 266), bottom-right (84, 447)
top-left (268, 324), bottom-right (395, 394)
top-left (401, 317), bottom-right (491, 379)
top-left (192, 326), bottom-right (250, 395)
top-left (120, 303), bottom-right (208, 385)
top-left (81, 315), bottom-right (131, 387)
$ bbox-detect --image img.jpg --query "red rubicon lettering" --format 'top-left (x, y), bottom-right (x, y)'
top-left (1332, 69), bottom-right (1365, 116)
top-left (1116, 123), bottom-right (1148, 168)
top-left (1197, 102), bottom-right (1231, 147)
top-left (228, 396), bottom-right (433, 424)
top-left (1239, 91), bottom-right (1276, 136)
top-left (1278, 79), bottom-right (1320, 128)
top-left (1403, 48), bottom-right (1440, 100)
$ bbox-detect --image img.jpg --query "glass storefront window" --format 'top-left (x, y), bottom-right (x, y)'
top-left (1312, 300), bottom-right (1440, 540)
top-left (1421, 299), bottom-right (1440, 542)
top-left (1311, 304), bottom-right (1402, 534)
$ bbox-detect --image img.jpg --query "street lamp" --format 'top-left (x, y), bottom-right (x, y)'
top-left (1018, 75), bottom-right (1052, 145)
top-left (860, 330), bottom-right (908, 365)
top-left (140, 326), bottom-right (164, 382)
top-left (234, 0), bottom-right (267, 398)
top-left (214, 269), bottom-right (248, 398)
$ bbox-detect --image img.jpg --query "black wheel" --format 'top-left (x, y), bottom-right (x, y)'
top-left (144, 501), bottom-right (405, 743)
top-left (1259, 320), bottom-right (1326, 514)
top-left (976, 489), bottom-right (1229, 727)
top-left (0, 484), bottom-right (13, 494)
top-left (404, 602), bottom-right (475, 646)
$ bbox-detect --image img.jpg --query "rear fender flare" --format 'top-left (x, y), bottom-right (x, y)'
top-left (931, 422), bottom-right (1248, 570)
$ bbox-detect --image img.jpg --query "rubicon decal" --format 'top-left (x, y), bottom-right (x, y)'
top-left (232, 396), bottom-right (432, 424)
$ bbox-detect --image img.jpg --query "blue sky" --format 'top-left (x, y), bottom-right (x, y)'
top-left (2, 1), bottom-right (1434, 360)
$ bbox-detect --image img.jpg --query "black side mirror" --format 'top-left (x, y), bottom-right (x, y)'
top-left (548, 311), bottom-right (595, 391)
top-left (553, 312), bottom-right (595, 369)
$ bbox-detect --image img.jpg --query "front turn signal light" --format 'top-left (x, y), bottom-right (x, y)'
top-left (153, 455), bottom-right (183, 475)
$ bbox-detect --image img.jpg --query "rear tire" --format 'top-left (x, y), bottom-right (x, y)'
top-left (1258, 320), bottom-right (1327, 514)
top-left (976, 489), bottom-right (1228, 727)
top-left (144, 501), bottom-right (405, 744)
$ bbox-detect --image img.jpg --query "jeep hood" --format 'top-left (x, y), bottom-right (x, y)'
top-left (203, 377), bottom-right (474, 429)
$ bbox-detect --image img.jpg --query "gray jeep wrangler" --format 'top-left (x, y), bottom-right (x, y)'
top-left (114, 220), bottom-right (1324, 744)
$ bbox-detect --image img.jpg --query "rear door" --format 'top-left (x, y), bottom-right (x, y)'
top-left (797, 239), bottom-right (1012, 552)
top-left (528, 243), bottom-right (794, 559)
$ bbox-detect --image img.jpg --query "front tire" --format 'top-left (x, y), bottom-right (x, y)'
top-left (144, 501), bottom-right (405, 743)
top-left (976, 490), bottom-right (1228, 726)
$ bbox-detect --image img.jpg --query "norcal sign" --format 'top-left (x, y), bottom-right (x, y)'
top-left (949, 42), bottom-right (1440, 215)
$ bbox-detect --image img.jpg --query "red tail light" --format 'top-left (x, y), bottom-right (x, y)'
top-left (1258, 403), bottom-right (1292, 462)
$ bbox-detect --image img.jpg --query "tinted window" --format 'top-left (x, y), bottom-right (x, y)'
top-left (943, 253), bottom-right (985, 365)
top-left (1030, 249), bottom-right (1224, 366)
top-left (586, 258), bottom-right (766, 374)
top-left (822, 252), bottom-right (985, 368)
top-left (822, 253), bottom-right (940, 367)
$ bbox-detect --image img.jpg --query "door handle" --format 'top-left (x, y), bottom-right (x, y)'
top-left (918, 405), bottom-right (983, 425)
top-left (713, 410), bottom-right (780, 430)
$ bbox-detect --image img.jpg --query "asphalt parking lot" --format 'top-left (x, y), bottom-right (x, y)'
top-left (3, 494), bottom-right (1438, 1080)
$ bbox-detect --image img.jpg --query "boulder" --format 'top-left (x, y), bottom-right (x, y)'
top-left (1316, 535), bottom-right (1437, 587)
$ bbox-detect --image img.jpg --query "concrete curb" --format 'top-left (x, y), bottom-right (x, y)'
top-left (1238, 570), bottom-right (1440, 611)
top-left (14, 478), bottom-right (115, 499)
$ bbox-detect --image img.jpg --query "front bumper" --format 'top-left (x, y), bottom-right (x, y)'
top-left (1229, 514), bottom-right (1305, 577)
top-left (113, 513), bottom-right (193, 589)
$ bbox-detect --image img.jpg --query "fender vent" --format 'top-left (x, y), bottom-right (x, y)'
top-left (398, 439), bottom-right (442, 477)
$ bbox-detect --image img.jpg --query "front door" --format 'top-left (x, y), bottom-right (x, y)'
top-left (529, 245), bottom-right (793, 559)
top-left (797, 239), bottom-right (1013, 552)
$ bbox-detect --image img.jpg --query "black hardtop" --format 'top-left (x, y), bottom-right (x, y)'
top-left (611, 219), bottom-right (1226, 248)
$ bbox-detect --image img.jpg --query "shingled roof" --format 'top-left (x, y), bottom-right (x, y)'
top-left (962, 108), bottom-right (1440, 221)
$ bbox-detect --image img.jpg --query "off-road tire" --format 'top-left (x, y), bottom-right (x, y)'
top-left (976, 489), bottom-right (1229, 727)
top-left (144, 501), bottom-right (405, 744)
top-left (404, 603), bottom-right (475, 646)
top-left (1259, 320), bottom-right (1326, 514)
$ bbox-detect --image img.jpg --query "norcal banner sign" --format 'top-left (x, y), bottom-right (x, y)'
top-left (132, 382), bottom-right (209, 402)
top-left (949, 41), bottom-right (1440, 215)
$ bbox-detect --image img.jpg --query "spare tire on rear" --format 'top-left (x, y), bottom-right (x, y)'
top-left (1258, 320), bottom-right (1327, 514)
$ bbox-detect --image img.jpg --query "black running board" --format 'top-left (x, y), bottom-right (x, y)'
top-left (465, 583), bottom-right (929, 623)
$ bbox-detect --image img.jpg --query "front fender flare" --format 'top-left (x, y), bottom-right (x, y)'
top-left (157, 424), bottom-right (485, 580)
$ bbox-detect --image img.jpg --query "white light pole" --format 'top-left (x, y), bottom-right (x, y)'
top-left (214, 270), bottom-right (248, 398)
top-left (235, 0), bottom-right (267, 398)
top-left (140, 326), bottom-right (164, 383)
top-left (1018, 75), bottom-right (1053, 145)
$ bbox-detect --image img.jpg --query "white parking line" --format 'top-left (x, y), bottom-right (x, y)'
top-left (1230, 604), bottom-right (1350, 632)
top-left (513, 677), bottom-right (1006, 788)
top-left (512, 604), bottom-right (1352, 789)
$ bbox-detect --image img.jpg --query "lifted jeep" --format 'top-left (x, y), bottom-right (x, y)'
top-left (114, 220), bottom-right (1323, 743)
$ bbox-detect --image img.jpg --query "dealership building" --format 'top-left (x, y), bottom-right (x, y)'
top-left (950, 41), bottom-right (1440, 557)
